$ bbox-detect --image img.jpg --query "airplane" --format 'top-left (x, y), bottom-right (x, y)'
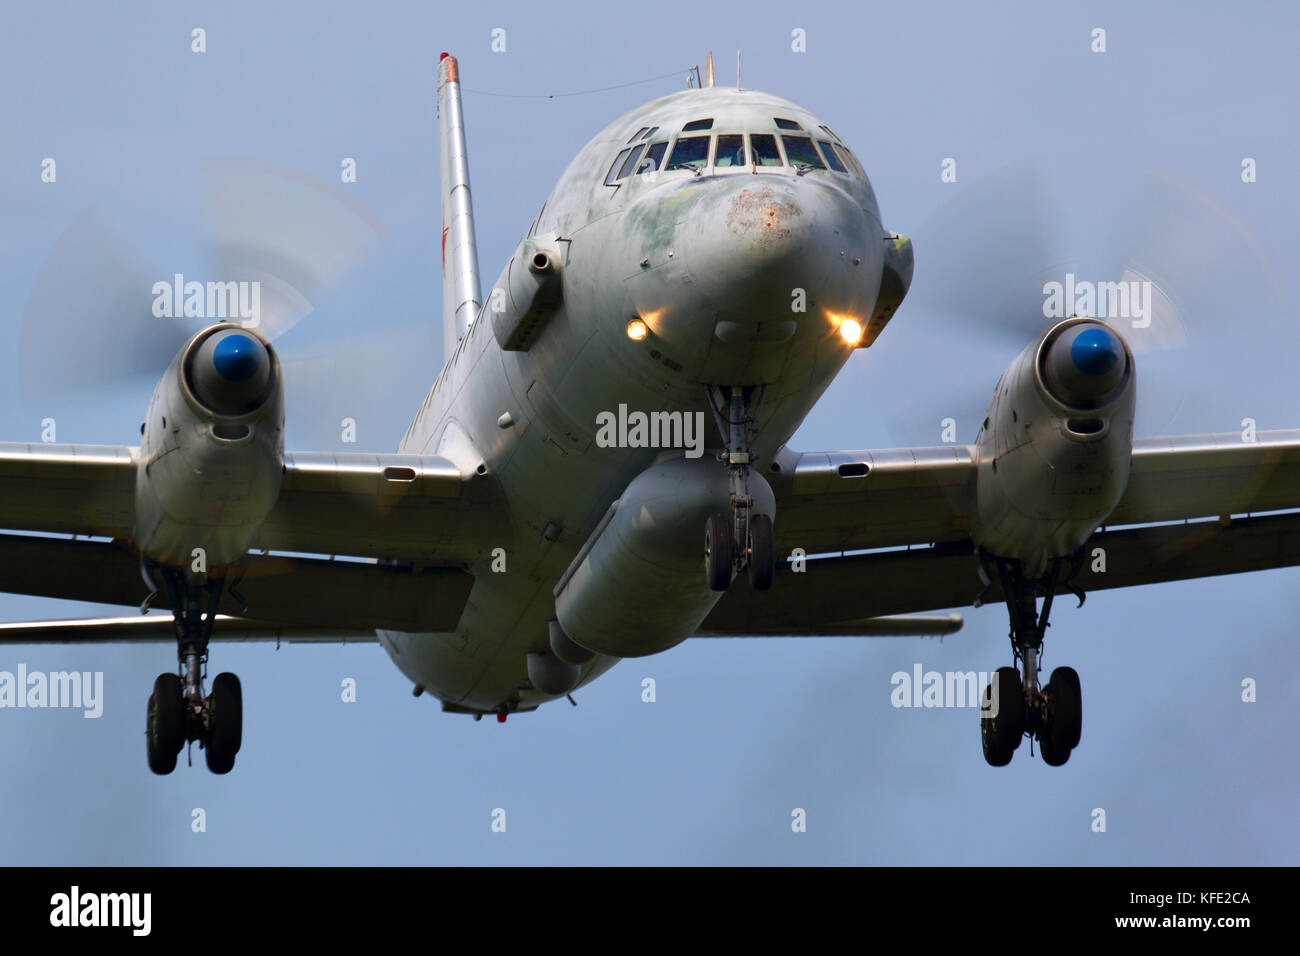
top-left (2, 51), bottom-right (1298, 774)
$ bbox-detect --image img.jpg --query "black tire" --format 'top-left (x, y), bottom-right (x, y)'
top-left (980, 718), bottom-right (1013, 767)
top-left (980, 666), bottom-right (1025, 767)
top-left (1038, 731), bottom-right (1071, 766)
top-left (1046, 666), bottom-right (1082, 751)
top-left (705, 513), bottom-right (733, 592)
top-left (146, 673), bottom-right (185, 775)
top-left (205, 672), bottom-right (243, 775)
top-left (747, 513), bottom-right (774, 591)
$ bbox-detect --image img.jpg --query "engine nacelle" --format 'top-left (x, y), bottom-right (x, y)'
top-left (554, 456), bottom-right (775, 658)
top-left (973, 317), bottom-right (1135, 576)
top-left (134, 324), bottom-right (284, 571)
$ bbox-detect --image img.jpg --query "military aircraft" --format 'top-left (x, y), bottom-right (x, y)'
top-left (3, 52), bottom-right (1297, 774)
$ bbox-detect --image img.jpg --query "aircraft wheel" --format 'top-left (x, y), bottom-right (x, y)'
top-left (146, 672), bottom-right (185, 775)
top-left (705, 513), bottom-right (733, 592)
top-left (747, 513), bottom-right (774, 591)
top-left (204, 672), bottom-right (243, 775)
top-left (1045, 666), bottom-right (1082, 752)
top-left (980, 666), bottom-right (1025, 767)
top-left (1038, 731), bottom-right (1071, 766)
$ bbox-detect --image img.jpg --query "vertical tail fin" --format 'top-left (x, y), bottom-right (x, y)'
top-left (438, 53), bottom-right (482, 363)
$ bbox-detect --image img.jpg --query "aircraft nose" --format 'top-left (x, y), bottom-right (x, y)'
top-left (678, 176), bottom-right (879, 328)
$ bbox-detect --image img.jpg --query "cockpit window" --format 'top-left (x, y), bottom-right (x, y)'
top-left (665, 135), bottom-right (710, 171)
top-left (627, 127), bottom-right (649, 143)
top-left (636, 141), bottom-right (668, 174)
top-left (749, 134), bottom-right (782, 166)
top-left (781, 135), bottom-right (825, 169)
top-left (682, 118), bottom-right (713, 131)
top-left (617, 144), bottom-right (646, 179)
top-left (714, 134), bottom-right (747, 168)
top-left (848, 149), bottom-right (869, 181)
top-left (816, 139), bottom-right (847, 173)
top-left (774, 117), bottom-right (802, 130)
top-left (605, 147), bottom-right (634, 185)
top-left (834, 143), bottom-right (867, 180)
top-left (639, 126), bottom-right (659, 141)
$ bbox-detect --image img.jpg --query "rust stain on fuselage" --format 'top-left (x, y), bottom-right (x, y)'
top-left (725, 186), bottom-right (801, 247)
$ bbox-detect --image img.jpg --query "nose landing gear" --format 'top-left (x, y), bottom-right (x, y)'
top-left (704, 385), bottom-right (774, 592)
top-left (144, 568), bottom-right (244, 775)
top-left (978, 552), bottom-right (1085, 767)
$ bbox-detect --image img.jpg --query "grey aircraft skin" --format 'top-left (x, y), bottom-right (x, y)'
top-left (3, 52), bottom-right (1300, 773)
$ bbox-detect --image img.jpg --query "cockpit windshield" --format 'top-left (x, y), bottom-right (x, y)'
top-left (816, 140), bottom-right (847, 173)
top-left (606, 119), bottom-right (867, 183)
top-left (636, 141), bottom-right (668, 174)
top-left (617, 145), bottom-right (646, 179)
top-left (665, 135), bottom-right (710, 171)
top-left (749, 134), bottom-right (782, 166)
top-left (780, 135), bottom-right (825, 170)
top-left (714, 135), bottom-right (746, 168)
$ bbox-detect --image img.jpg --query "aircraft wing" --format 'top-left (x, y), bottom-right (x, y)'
top-left (0, 442), bottom-right (506, 564)
top-left (700, 429), bottom-right (1300, 633)
top-left (0, 442), bottom-right (137, 540)
top-left (767, 429), bottom-right (1300, 555)
top-left (0, 442), bottom-right (497, 633)
top-left (0, 531), bottom-right (473, 631)
top-left (0, 611), bottom-right (966, 644)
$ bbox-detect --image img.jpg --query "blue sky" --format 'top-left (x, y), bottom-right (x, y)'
top-left (0, 0), bottom-right (1296, 864)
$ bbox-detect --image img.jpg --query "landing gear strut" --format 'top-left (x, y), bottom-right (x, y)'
top-left (704, 385), bottom-right (773, 592)
top-left (978, 551), bottom-right (1084, 767)
top-left (145, 568), bottom-right (243, 775)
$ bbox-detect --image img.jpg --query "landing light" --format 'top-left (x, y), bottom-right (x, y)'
top-left (626, 318), bottom-right (649, 342)
top-left (838, 318), bottom-right (864, 345)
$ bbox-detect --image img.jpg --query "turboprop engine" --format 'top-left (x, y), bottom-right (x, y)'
top-left (553, 456), bottom-right (775, 658)
top-left (972, 317), bottom-right (1135, 575)
top-left (133, 324), bottom-right (284, 571)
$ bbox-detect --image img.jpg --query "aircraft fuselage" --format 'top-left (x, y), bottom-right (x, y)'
top-left (379, 86), bottom-right (892, 717)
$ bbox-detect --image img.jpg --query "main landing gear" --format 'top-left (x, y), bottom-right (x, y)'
top-left (977, 551), bottom-right (1085, 768)
top-left (145, 568), bottom-right (243, 775)
top-left (704, 385), bottom-right (774, 593)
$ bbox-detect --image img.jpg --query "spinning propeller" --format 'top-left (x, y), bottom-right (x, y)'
top-left (19, 159), bottom-right (431, 447)
top-left (886, 160), bottom-right (1284, 444)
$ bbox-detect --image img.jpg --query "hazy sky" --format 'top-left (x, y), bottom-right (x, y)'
top-left (0, 0), bottom-right (1296, 864)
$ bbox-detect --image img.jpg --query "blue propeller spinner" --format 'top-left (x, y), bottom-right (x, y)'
top-left (1069, 325), bottom-right (1122, 377)
top-left (211, 333), bottom-right (261, 382)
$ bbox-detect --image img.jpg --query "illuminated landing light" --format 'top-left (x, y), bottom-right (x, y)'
top-left (626, 317), bottom-right (649, 342)
top-left (838, 318), bottom-right (864, 345)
